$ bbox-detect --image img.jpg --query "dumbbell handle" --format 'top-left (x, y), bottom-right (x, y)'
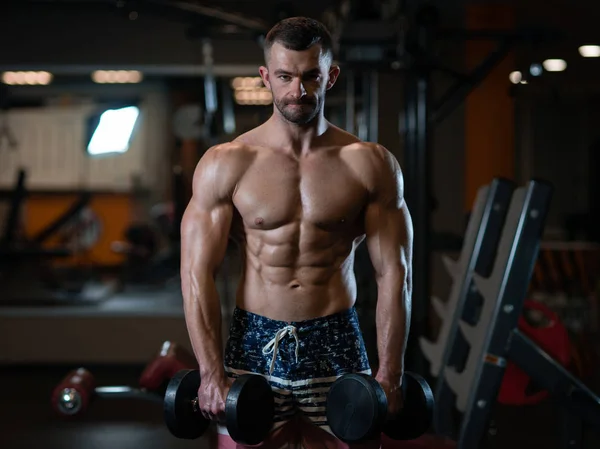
top-left (95, 386), bottom-right (164, 402)
top-left (57, 385), bottom-right (163, 415)
top-left (191, 397), bottom-right (200, 413)
top-left (188, 397), bottom-right (224, 420)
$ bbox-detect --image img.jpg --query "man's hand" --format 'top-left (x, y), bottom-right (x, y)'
top-left (375, 372), bottom-right (404, 416)
top-left (197, 375), bottom-right (234, 421)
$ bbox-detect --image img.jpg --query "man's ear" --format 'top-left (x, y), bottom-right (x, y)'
top-left (326, 65), bottom-right (341, 90)
top-left (259, 66), bottom-right (271, 89)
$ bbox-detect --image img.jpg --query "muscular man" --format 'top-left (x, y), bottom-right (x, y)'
top-left (180, 16), bottom-right (413, 449)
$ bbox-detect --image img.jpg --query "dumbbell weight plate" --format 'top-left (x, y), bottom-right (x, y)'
top-left (225, 374), bottom-right (275, 445)
top-left (383, 372), bottom-right (434, 440)
top-left (164, 369), bottom-right (210, 439)
top-left (326, 373), bottom-right (388, 443)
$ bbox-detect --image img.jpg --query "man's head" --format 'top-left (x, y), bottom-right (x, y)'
top-left (259, 17), bottom-right (340, 125)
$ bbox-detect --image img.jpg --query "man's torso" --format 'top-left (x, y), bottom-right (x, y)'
top-left (217, 125), bottom-right (382, 321)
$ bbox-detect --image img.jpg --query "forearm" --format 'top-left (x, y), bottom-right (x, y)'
top-left (375, 270), bottom-right (411, 382)
top-left (182, 269), bottom-right (225, 380)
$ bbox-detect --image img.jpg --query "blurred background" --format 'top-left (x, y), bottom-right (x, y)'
top-left (1, 0), bottom-right (600, 448)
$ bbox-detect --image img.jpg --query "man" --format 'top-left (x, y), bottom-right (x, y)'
top-left (180, 16), bottom-right (413, 449)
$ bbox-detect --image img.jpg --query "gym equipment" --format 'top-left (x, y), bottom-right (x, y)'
top-left (138, 341), bottom-right (198, 391)
top-left (0, 170), bottom-right (92, 259)
top-left (0, 168), bottom-right (116, 305)
top-left (52, 341), bottom-right (195, 417)
top-left (112, 170), bottom-right (184, 288)
top-left (420, 177), bottom-right (515, 436)
top-left (164, 369), bottom-right (274, 445)
top-left (420, 178), bottom-right (600, 449)
top-left (51, 367), bottom-right (163, 417)
top-left (326, 372), bottom-right (434, 443)
top-left (498, 299), bottom-right (570, 405)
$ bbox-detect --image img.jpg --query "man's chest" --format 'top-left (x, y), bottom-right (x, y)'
top-left (232, 158), bottom-right (368, 230)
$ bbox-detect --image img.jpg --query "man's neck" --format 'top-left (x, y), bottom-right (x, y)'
top-left (269, 112), bottom-right (330, 155)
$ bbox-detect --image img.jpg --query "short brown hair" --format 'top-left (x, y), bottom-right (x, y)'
top-left (263, 17), bottom-right (334, 64)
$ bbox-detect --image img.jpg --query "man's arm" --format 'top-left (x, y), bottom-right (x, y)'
top-left (364, 147), bottom-right (413, 391)
top-left (180, 146), bottom-right (236, 383)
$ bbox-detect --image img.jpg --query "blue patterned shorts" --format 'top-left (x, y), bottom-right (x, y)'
top-left (221, 307), bottom-right (372, 434)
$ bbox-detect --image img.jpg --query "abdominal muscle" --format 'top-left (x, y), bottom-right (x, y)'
top-left (233, 227), bottom-right (361, 322)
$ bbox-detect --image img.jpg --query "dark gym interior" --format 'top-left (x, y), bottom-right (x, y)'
top-left (1, 1), bottom-right (600, 448)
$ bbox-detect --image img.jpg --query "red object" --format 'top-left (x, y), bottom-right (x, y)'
top-left (51, 367), bottom-right (96, 416)
top-left (497, 299), bottom-right (570, 405)
top-left (138, 341), bottom-right (197, 391)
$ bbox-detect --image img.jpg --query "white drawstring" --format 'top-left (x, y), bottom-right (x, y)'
top-left (262, 325), bottom-right (299, 374)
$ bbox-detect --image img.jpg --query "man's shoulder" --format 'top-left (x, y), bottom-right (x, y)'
top-left (194, 141), bottom-right (256, 195)
top-left (340, 141), bottom-right (399, 172)
top-left (199, 141), bottom-right (257, 174)
top-left (338, 141), bottom-right (402, 196)
top-left (204, 140), bottom-right (256, 160)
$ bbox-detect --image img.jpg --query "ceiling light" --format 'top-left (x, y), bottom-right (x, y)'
top-left (579, 45), bottom-right (600, 58)
top-left (231, 76), bottom-right (263, 90)
top-left (234, 89), bottom-right (272, 106)
top-left (542, 59), bottom-right (567, 72)
top-left (1, 71), bottom-right (53, 85)
top-left (91, 70), bottom-right (143, 84)
top-left (509, 71), bottom-right (522, 84)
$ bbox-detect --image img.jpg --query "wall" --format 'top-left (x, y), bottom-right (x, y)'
top-left (0, 90), bottom-right (171, 194)
top-left (0, 88), bottom-right (172, 265)
top-left (516, 92), bottom-right (598, 234)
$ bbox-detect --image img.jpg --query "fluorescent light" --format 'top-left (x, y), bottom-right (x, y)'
top-left (87, 106), bottom-right (140, 156)
top-left (231, 76), bottom-right (263, 90)
top-left (231, 76), bottom-right (271, 105)
top-left (1, 71), bottom-right (53, 85)
top-left (234, 89), bottom-right (272, 105)
top-left (509, 71), bottom-right (522, 84)
top-left (579, 45), bottom-right (600, 58)
top-left (91, 70), bottom-right (143, 84)
top-left (542, 59), bottom-right (567, 72)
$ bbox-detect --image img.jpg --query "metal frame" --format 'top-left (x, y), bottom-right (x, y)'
top-left (403, 70), bottom-right (429, 374)
top-left (402, 10), bottom-right (561, 372)
top-left (431, 39), bottom-right (515, 125)
top-left (0, 169), bottom-right (26, 246)
top-left (456, 180), bottom-right (552, 449)
top-left (507, 330), bottom-right (600, 429)
top-left (421, 177), bottom-right (515, 438)
top-left (143, 0), bottom-right (269, 32)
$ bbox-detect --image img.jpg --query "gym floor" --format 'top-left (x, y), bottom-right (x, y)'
top-left (1, 364), bottom-right (600, 449)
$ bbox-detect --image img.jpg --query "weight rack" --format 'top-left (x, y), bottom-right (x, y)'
top-left (420, 178), bottom-right (600, 449)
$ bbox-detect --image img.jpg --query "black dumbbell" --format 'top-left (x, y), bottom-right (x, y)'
top-left (326, 372), bottom-right (434, 443)
top-left (163, 370), bottom-right (275, 445)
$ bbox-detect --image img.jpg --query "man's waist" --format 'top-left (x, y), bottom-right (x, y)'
top-left (230, 305), bottom-right (359, 332)
top-left (233, 303), bottom-right (357, 329)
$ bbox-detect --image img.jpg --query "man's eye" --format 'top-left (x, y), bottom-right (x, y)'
top-left (279, 76), bottom-right (291, 81)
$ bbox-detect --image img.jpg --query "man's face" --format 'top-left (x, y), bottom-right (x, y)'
top-left (260, 43), bottom-right (340, 125)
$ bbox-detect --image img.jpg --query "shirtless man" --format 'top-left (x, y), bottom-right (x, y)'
top-left (180, 16), bottom-right (413, 449)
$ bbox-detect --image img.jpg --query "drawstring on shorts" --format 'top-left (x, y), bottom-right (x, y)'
top-left (262, 325), bottom-right (299, 374)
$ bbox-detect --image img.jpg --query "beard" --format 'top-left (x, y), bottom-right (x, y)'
top-left (273, 94), bottom-right (321, 125)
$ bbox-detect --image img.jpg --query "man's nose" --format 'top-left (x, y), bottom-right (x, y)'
top-left (290, 78), bottom-right (307, 97)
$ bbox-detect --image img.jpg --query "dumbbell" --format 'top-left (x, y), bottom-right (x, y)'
top-left (51, 368), bottom-right (162, 417)
top-left (326, 372), bottom-right (434, 443)
top-left (164, 369), bottom-right (275, 445)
